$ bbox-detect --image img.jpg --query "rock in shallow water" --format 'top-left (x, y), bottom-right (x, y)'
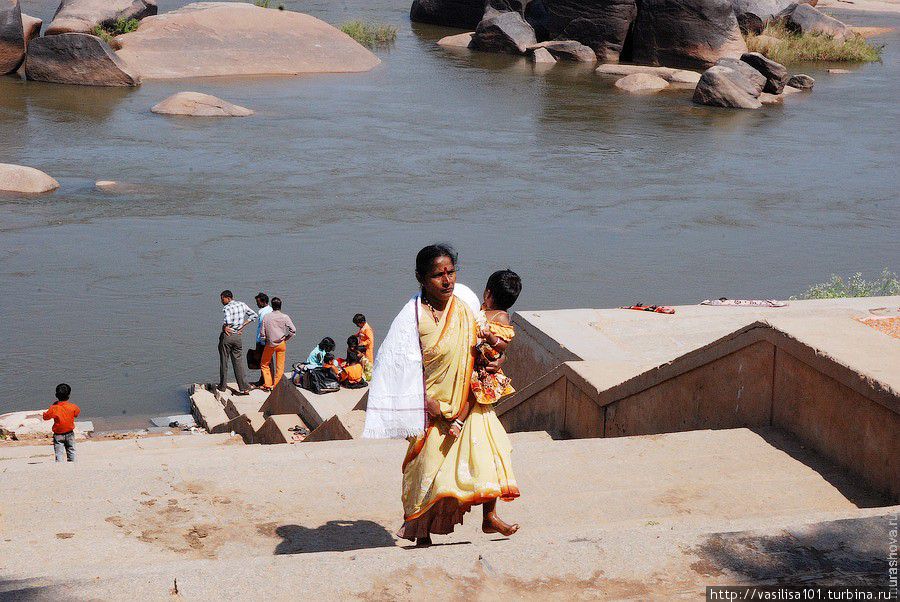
top-left (531, 46), bottom-right (556, 63)
top-left (614, 72), bottom-right (669, 93)
top-left (630, 0), bottom-right (748, 69)
top-left (596, 63), bottom-right (700, 84)
top-left (151, 92), bottom-right (254, 117)
top-left (693, 65), bottom-right (762, 109)
top-left (45, 0), bottom-right (156, 35)
top-left (25, 33), bottom-right (140, 86)
top-left (0, 163), bottom-right (60, 193)
top-left (740, 51), bottom-right (787, 94)
top-left (0, 0), bottom-right (25, 75)
top-left (525, 0), bottom-right (636, 62)
top-left (527, 39), bottom-right (595, 62)
top-left (716, 57), bottom-right (766, 95)
top-left (410, 0), bottom-right (489, 29)
top-left (436, 31), bottom-right (474, 48)
top-left (114, 2), bottom-right (380, 79)
top-left (787, 73), bottom-right (814, 89)
top-left (471, 10), bottom-right (537, 54)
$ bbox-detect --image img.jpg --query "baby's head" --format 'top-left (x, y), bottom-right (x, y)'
top-left (324, 352), bottom-right (335, 365)
top-left (319, 337), bottom-right (335, 352)
top-left (483, 269), bottom-right (522, 311)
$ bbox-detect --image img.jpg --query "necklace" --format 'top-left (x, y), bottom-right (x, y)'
top-left (421, 295), bottom-right (444, 323)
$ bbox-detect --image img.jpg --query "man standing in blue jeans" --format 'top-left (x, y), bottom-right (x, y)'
top-left (253, 292), bottom-right (273, 387)
top-left (43, 383), bottom-right (81, 462)
top-left (219, 290), bottom-right (257, 395)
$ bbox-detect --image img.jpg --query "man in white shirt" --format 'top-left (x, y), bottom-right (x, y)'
top-left (219, 289), bottom-right (257, 395)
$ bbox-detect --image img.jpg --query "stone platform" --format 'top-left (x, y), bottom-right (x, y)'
top-left (500, 296), bottom-right (900, 501)
top-left (190, 378), bottom-right (368, 445)
top-left (1, 427), bottom-right (896, 599)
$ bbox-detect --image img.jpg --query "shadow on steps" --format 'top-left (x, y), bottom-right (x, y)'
top-left (273, 520), bottom-right (396, 555)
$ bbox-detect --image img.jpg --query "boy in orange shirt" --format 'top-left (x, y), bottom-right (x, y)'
top-left (43, 383), bottom-right (81, 462)
top-left (353, 313), bottom-right (375, 364)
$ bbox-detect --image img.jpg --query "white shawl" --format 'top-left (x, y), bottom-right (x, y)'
top-left (363, 283), bottom-right (480, 439)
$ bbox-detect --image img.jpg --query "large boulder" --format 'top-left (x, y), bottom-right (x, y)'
top-left (630, 0), bottom-right (747, 70)
top-left (22, 13), bottom-right (41, 43)
top-left (716, 56), bottom-right (765, 94)
top-left (25, 32), bottom-right (140, 86)
top-left (730, 0), bottom-right (812, 34)
top-left (786, 3), bottom-right (849, 41)
top-left (614, 72), bottom-right (669, 92)
top-left (45, 0), bottom-right (156, 36)
top-left (115, 3), bottom-right (380, 79)
top-left (151, 92), bottom-right (254, 117)
top-left (471, 10), bottom-right (536, 54)
top-left (524, 0), bottom-right (636, 62)
top-left (0, 0), bottom-right (25, 75)
top-left (740, 51), bottom-right (787, 93)
top-left (527, 39), bottom-right (595, 61)
top-left (0, 164), bottom-right (60, 193)
top-left (693, 64), bottom-right (763, 109)
top-left (410, 0), bottom-right (488, 28)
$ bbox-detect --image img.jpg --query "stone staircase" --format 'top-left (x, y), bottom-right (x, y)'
top-left (1, 427), bottom-right (895, 599)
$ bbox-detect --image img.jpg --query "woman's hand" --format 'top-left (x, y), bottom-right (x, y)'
top-left (424, 395), bottom-right (441, 418)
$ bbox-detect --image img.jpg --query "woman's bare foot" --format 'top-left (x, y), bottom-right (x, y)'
top-left (482, 511), bottom-right (519, 537)
top-left (415, 536), bottom-right (432, 547)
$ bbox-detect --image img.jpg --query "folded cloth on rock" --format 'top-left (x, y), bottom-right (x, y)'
top-left (363, 283), bottom-right (480, 439)
top-left (621, 303), bottom-right (675, 314)
top-left (701, 298), bottom-right (788, 307)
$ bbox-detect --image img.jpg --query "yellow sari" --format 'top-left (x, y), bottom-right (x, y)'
top-left (398, 295), bottom-right (520, 540)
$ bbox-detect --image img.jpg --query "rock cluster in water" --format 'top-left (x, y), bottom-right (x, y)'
top-left (427, 0), bottom-right (839, 109)
top-left (2, 1), bottom-right (381, 86)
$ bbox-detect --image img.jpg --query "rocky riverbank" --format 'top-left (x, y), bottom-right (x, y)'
top-left (1, 0), bottom-right (380, 87)
top-left (422, 0), bottom-right (884, 109)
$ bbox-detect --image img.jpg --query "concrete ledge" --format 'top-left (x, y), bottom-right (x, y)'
top-left (259, 377), bottom-right (366, 430)
top-left (190, 389), bottom-right (229, 434)
top-left (304, 409), bottom-right (366, 443)
top-left (224, 412), bottom-right (266, 444)
top-left (256, 414), bottom-right (306, 445)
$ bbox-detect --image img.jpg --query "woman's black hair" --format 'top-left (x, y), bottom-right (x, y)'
top-left (415, 244), bottom-right (457, 279)
top-left (319, 337), bottom-right (335, 352)
top-left (486, 269), bottom-right (522, 311)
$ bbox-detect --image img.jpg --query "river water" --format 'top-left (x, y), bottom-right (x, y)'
top-left (0, 0), bottom-right (897, 426)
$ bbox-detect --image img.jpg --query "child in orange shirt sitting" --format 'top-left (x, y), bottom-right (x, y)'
top-left (42, 383), bottom-right (81, 462)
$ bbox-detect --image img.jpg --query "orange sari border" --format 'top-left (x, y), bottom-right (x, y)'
top-left (403, 485), bottom-right (521, 522)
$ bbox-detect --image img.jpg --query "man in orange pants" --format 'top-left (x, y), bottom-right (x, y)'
top-left (259, 297), bottom-right (297, 391)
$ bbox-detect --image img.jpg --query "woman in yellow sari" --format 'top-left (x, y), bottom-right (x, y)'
top-left (396, 244), bottom-right (520, 545)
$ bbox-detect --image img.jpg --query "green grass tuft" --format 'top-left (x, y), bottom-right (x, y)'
top-left (92, 16), bottom-right (140, 44)
top-left (745, 22), bottom-right (883, 64)
top-left (340, 20), bottom-right (398, 48)
top-left (794, 268), bottom-right (900, 299)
